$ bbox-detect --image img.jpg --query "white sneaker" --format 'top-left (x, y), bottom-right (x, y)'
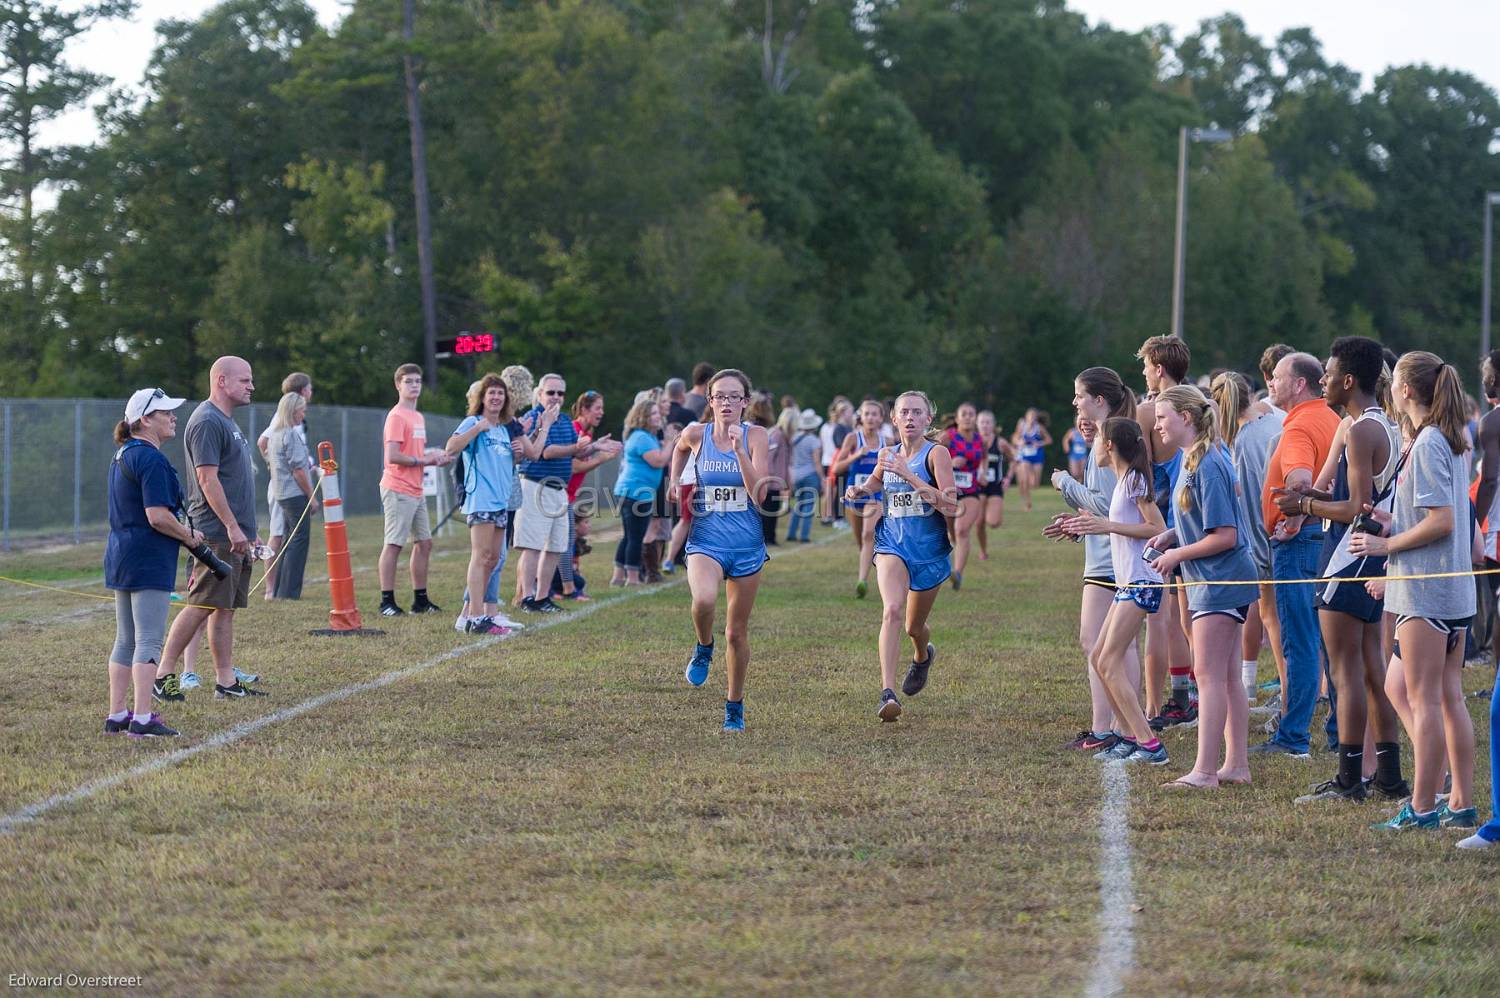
top-left (1456, 833), bottom-right (1496, 851)
top-left (454, 615), bottom-right (468, 633)
top-left (179, 671), bottom-right (202, 691)
top-left (232, 666), bottom-right (259, 684)
top-left (492, 613), bottom-right (525, 629)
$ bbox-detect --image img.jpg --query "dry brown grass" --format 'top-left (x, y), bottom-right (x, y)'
top-left (0, 499), bottom-right (1494, 995)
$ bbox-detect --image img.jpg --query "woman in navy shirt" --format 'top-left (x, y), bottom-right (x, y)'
top-left (104, 389), bottom-right (202, 738)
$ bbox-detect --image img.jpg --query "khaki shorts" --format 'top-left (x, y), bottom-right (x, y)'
top-left (381, 488), bottom-right (432, 546)
top-left (513, 477), bottom-right (570, 552)
top-left (186, 541), bottom-right (253, 610)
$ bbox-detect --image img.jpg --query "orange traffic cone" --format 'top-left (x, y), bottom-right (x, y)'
top-left (309, 441), bottom-right (384, 637)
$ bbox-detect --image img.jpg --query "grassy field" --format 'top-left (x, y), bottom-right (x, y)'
top-left (1, 497), bottom-right (1496, 995)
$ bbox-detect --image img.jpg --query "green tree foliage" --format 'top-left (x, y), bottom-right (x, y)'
top-left (0, 0), bottom-right (133, 392)
top-left (0, 0), bottom-right (1495, 430)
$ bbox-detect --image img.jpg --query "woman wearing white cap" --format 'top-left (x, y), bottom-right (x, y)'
top-left (103, 389), bottom-right (200, 738)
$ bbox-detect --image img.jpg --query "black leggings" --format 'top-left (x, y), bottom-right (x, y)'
top-left (760, 488), bottom-right (782, 544)
top-left (615, 499), bottom-right (653, 570)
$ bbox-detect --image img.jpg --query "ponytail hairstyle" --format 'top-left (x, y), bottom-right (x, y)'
top-left (1075, 366), bottom-right (1136, 420)
top-left (1394, 351), bottom-right (1468, 455)
top-left (894, 390), bottom-right (945, 443)
top-left (1102, 417), bottom-right (1154, 504)
top-left (1156, 384), bottom-right (1218, 513)
top-left (1377, 363), bottom-right (1397, 423)
top-left (1209, 371), bottom-right (1252, 447)
top-left (113, 420), bottom-right (137, 445)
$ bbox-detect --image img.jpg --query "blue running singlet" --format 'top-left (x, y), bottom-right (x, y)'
top-left (873, 442), bottom-right (953, 592)
top-left (844, 431), bottom-right (881, 510)
top-left (686, 423), bottom-right (768, 578)
top-left (1020, 423), bottom-right (1046, 465)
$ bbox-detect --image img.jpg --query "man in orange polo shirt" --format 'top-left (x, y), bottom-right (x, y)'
top-left (1253, 351), bottom-right (1343, 758)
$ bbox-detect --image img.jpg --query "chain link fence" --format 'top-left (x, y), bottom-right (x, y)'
top-left (0, 398), bottom-right (619, 550)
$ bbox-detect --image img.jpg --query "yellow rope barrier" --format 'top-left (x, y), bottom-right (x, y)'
top-left (1, 471), bottom-right (324, 612)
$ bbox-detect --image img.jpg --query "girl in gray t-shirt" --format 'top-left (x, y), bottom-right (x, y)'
top-left (1349, 352), bottom-right (1478, 829)
top-left (1147, 385), bottom-right (1257, 789)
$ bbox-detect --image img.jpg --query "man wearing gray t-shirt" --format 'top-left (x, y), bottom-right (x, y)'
top-left (153, 356), bottom-right (267, 704)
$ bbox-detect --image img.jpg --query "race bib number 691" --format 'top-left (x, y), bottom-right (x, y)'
top-left (704, 486), bottom-right (748, 512)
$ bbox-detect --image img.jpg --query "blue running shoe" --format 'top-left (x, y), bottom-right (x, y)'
top-left (1096, 738), bottom-right (1137, 761)
top-left (1123, 742), bottom-right (1169, 766)
top-left (723, 700), bottom-right (745, 732)
top-left (1372, 803), bottom-right (1440, 831)
top-left (1439, 805), bottom-right (1478, 829)
top-left (685, 643), bottom-right (713, 687)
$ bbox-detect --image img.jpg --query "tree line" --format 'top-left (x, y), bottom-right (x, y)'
top-left (0, 0), bottom-right (1497, 420)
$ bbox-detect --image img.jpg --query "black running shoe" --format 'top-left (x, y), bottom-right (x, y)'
top-left (410, 598), bottom-right (442, 614)
top-left (215, 682), bottom-right (269, 699)
top-left (1151, 702), bottom-right (1197, 730)
top-left (380, 601), bottom-right (405, 617)
top-left (1295, 777), bottom-right (1368, 804)
top-left (127, 712), bottom-right (179, 738)
top-left (151, 674), bottom-right (185, 703)
top-left (533, 598), bottom-right (563, 614)
top-left (1365, 777), bottom-right (1412, 801)
top-left (877, 688), bottom-right (902, 722)
top-left (104, 713), bottom-right (133, 734)
top-left (902, 643), bottom-right (934, 697)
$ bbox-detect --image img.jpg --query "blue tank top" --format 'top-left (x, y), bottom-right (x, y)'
top-left (1153, 448), bottom-right (1184, 529)
top-left (1068, 431), bottom-right (1088, 460)
top-left (689, 424), bottom-right (766, 553)
top-left (874, 442), bottom-right (952, 567)
top-left (1020, 423), bottom-right (1044, 460)
top-left (846, 431), bottom-right (881, 509)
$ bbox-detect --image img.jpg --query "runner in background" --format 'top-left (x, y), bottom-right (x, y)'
top-left (974, 409), bottom-right (1014, 559)
top-left (1012, 408), bottom-right (1051, 512)
top-left (832, 399), bottom-right (888, 599)
top-left (1064, 421), bottom-right (1090, 481)
top-left (945, 402), bottom-right (985, 590)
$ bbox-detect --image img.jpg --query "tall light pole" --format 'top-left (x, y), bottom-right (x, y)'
top-left (1483, 191), bottom-right (1500, 370)
top-left (1170, 127), bottom-right (1233, 342)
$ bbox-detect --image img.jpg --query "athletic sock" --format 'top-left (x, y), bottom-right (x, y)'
top-left (1093, 730), bottom-right (1113, 740)
top-left (381, 589), bottom-right (395, 605)
top-left (1375, 741), bottom-right (1404, 787)
top-left (108, 710), bottom-right (129, 722)
top-left (1169, 670), bottom-right (1192, 708)
top-left (1241, 660), bottom-right (1258, 695)
top-left (414, 588), bottom-right (429, 602)
top-left (1140, 738), bottom-right (1162, 751)
top-left (1337, 744), bottom-right (1363, 788)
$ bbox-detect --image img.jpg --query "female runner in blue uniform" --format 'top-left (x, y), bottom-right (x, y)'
top-left (1064, 421), bottom-right (1090, 481)
top-left (670, 369), bottom-right (770, 732)
top-left (831, 399), bottom-right (889, 599)
top-left (846, 390), bottom-right (959, 721)
top-left (1012, 409), bottom-right (1052, 512)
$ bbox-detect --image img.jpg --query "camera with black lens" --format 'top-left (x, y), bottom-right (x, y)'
top-left (1351, 512), bottom-right (1384, 537)
top-left (187, 541), bottom-right (233, 580)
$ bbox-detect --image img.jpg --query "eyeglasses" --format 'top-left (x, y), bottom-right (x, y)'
top-left (710, 394), bottom-right (746, 404)
top-left (543, 389), bottom-right (566, 397)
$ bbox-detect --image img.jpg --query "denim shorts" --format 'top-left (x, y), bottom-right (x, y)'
top-left (1114, 581), bottom-right (1162, 613)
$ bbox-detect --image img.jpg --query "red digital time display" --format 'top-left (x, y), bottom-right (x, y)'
top-left (452, 333), bottom-right (495, 355)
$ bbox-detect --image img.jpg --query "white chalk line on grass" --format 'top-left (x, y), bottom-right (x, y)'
top-left (1084, 762), bottom-right (1136, 998)
top-left (0, 536), bottom-right (834, 836)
